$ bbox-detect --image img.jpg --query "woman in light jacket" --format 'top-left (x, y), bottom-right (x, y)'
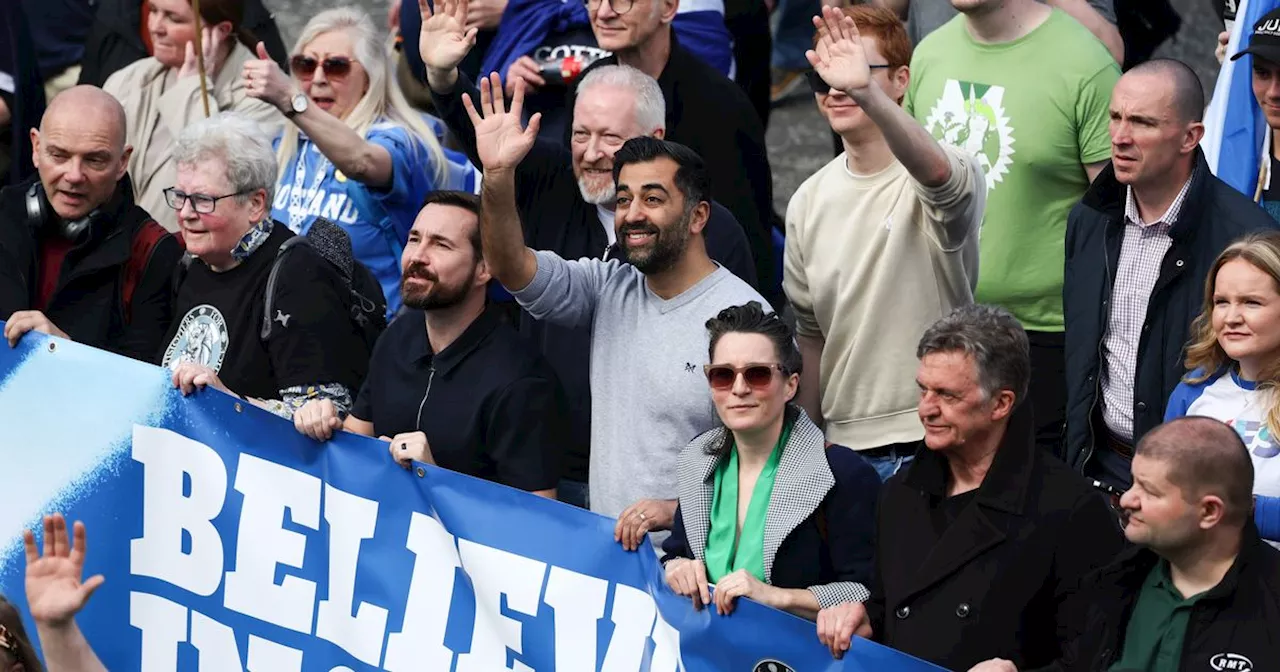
top-left (103, 0), bottom-right (278, 232)
top-left (240, 7), bottom-right (456, 318)
top-left (654, 302), bottom-right (880, 619)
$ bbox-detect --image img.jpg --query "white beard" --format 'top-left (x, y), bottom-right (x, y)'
top-left (577, 176), bottom-right (615, 205)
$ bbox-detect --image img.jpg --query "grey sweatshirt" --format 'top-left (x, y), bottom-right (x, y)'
top-left (513, 250), bottom-right (769, 535)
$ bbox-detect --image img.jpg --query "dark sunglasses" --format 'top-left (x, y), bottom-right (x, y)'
top-left (704, 363), bottom-right (785, 391)
top-left (804, 66), bottom-right (892, 95)
top-left (290, 55), bottom-right (355, 80)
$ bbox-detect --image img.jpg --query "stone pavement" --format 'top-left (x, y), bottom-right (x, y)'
top-left (264, 0), bottom-right (1222, 212)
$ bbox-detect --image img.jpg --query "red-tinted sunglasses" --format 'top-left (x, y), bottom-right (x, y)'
top-left (290, 55), bottom-right (355, 80)
top-left (704, 363), bottom-right (785, 391)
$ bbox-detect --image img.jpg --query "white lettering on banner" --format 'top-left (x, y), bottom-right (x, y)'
top-left (223, 453), bottom-right (321, 634)
top-left (130, 591), bottom-right (187, 671)
top-left (131, 426), bottom-right (227, 596)
top-left (455, 540), bottom-right (549, 672)
top-left (315, 484), bottom-right (389, 666)
top-left (129, 426), bottom-right (687, 670)
top-left (383, 512), bottom-right (460, 671)
top-left (544, 567), bottom-right (609, 672)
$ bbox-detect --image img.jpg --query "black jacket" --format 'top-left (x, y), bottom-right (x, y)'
top-left (430, 69), bottom-right (757, 483)
top-left (0, 175), bottom-right (182, 362)
top-left (867, 404), bottom-right (1125, 671)
top-left (661, 412), bottom-right (880, 606)
top-left (1038, 522), bottom-right (1280, 672)
top-left (77, 0), bottom-right (288, 88)
top-left (564, 37), bottom-right (777, 301)
top-left (0, 1), bottom-right (44, 187)
top-left (1063, 152), bottom-right (1279, 470)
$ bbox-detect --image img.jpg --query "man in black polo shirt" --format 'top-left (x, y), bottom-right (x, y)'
top-left (294, 191), bottom-right (565, 498)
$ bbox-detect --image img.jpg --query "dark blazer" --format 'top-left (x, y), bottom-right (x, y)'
top-left (0, 175), bottom-right (182, 362)
top-left (661, 412), bottom-right (880, 608)
top-left (1063, 150), bottom-right (1278, 470)
top-left (868, 404), bottom-right (1126, 671)
top-left (1038, 522), bottom-right (1280, 672)
top-left (564, 35), bottom-right (777, 301)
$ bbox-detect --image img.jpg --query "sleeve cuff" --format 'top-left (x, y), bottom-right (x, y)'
top-left (509, 250), bottom-right (556, 304)
top-left (808, 581), bottom-right (871, 610)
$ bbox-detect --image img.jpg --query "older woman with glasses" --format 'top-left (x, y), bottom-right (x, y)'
top-left (644, 302), bottom-right (880, 620)
top-left (158, 112), bottom-right (369, 421)
top-left (240, 7), bottom-right (461, 318)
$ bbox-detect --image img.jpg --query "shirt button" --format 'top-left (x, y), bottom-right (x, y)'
top-left (955, 603), bottom-right (971, 618)
top-left (1137, 401), bottom-right (1148, 412)
top-left (1175, 259), bottom-right (1185, 268)
top-left (895, 606), bottom-right (911, 620)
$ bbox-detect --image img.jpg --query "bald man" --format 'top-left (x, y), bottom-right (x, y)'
top-left (0, 85), bottom-right (182, 361)
top-left (1064, 59), bottom-right (1279, 491)
top-left (970, 416), bottom-right (1280, 672)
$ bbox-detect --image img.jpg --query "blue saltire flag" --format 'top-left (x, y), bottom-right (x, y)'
top-left (1204, 0), bottom-right (1280, 198)
top-left (0, 330), bottom-right (944, 671)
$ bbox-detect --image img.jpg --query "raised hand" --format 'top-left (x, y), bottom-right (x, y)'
top-left (463, 73), bottom-right (541, 172)
top-left (179, 25), bottom-right (230, 80)
top-left (806, 6), bottom-right (872, 95)
top-left (419, 0), bottom-right (479, 74)
top-left (241, 42), bottom-right (296, 112)
top-left (24, 515), bottom-right (105, 627)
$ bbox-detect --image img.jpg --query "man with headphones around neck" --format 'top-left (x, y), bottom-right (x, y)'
top-left (0, 86), bottom-right (182, 362)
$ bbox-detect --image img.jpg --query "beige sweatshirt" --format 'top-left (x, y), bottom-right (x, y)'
top-left (784, 145), bottom-right (984, 450)
top-left (104, 43), bottom-right (282, 232)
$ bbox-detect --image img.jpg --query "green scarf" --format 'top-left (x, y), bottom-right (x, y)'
top-left (703, 420), bottom-right (792, 584)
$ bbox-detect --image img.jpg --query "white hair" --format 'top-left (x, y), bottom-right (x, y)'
top-left (275, 7), bottom-right (447, 185)
top-left (174, 112), bottom-right (278, 203)
top-left (576, 65), bottom-right (666, 135)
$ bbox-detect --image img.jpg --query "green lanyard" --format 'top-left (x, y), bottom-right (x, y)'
top-left (703, 420), bottom-right (792, 584)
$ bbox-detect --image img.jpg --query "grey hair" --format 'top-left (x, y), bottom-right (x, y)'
top-left (576, 65), bottom-right (666, 135)
top-left (916, 304), bottom-right (1030, 405)
top-left (173, 112), bottom-right (277, 204)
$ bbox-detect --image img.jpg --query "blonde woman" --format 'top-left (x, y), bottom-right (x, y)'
top-left (104, 0), bottom-right (279, 232)
top-left (240, 7), bottom-right (452, 317)
top-left (1166, 232), bottom-right (1280, 505)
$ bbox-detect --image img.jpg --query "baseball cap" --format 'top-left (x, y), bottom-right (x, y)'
top-left (1232, 8), bottom-right (1280, 64)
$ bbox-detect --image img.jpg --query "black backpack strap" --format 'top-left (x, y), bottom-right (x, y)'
top-left (260, 236), bottom-right (309, 341)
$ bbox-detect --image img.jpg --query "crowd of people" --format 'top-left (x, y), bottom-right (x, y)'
top-left (4, 0), bottom-right (1280, 669)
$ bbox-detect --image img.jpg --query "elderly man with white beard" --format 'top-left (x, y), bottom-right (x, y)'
top-left (420, 4), bottom-right (755, 507)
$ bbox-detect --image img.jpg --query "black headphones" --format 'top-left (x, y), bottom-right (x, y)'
top-left (25, 182), bottom-right (99, 242)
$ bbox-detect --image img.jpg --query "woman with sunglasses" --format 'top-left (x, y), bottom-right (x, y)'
top-left (1166, 232), bottom-right (1280, 530)
top-left (103, 0), bottom-right (279, 233)
top-left (240, 7), bottom-right (456, 318)
top-left (648, 302), bottom-right (879, 620)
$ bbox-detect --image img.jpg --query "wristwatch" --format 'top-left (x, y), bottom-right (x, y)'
top-left (284, 93), bottom-right (308, 119)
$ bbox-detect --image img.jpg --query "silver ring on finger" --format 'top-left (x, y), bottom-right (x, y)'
top-left (638, 512), bottom-right (647, 521)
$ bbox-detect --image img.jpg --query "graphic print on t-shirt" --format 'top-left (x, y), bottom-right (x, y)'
top-left (161, 305), bottom-right (230, 373)
top-left (922, 80), bottom-right (1016, 193)
top-left (1229, 418), bottom-right (1279, 459)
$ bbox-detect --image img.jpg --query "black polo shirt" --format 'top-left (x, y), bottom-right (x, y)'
top-left (351, 307), bottom-right (566, 492)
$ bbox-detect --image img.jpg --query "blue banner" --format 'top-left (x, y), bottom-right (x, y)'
top-left (0, 330), bottom-right (944, 671)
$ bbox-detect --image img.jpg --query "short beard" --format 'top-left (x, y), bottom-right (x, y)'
top-left (577, 176), bottom-right (616, 205)
top-left (620, 207), bottom-right (692, 275)
top-left (401, 266), bottom-right (476, 311)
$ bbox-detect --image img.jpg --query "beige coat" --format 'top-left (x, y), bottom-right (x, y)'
top-left (104, 42), bottom-right (282, 232)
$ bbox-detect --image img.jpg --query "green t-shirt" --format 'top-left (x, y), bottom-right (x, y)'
top-left (904, 10), bottom-right (1120, 331)
top-left (1109, 561), bottom-right (1207, 672)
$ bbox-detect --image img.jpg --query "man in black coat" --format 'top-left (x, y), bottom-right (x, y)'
top-left (76, 0), bottom-right (288, 87)
top-left (971, 417), bottom-right (1280, 672)
top-left (0, 0), bottom-right (45, 187)
top-left (562, 0), bottom-right (777, 301)
top-left (814, 304), bottom-right (1124, 669)
top-left (0, 87), bottom-right (181, 362)
top-left (1062, 60), bottom-right (1279, 489)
